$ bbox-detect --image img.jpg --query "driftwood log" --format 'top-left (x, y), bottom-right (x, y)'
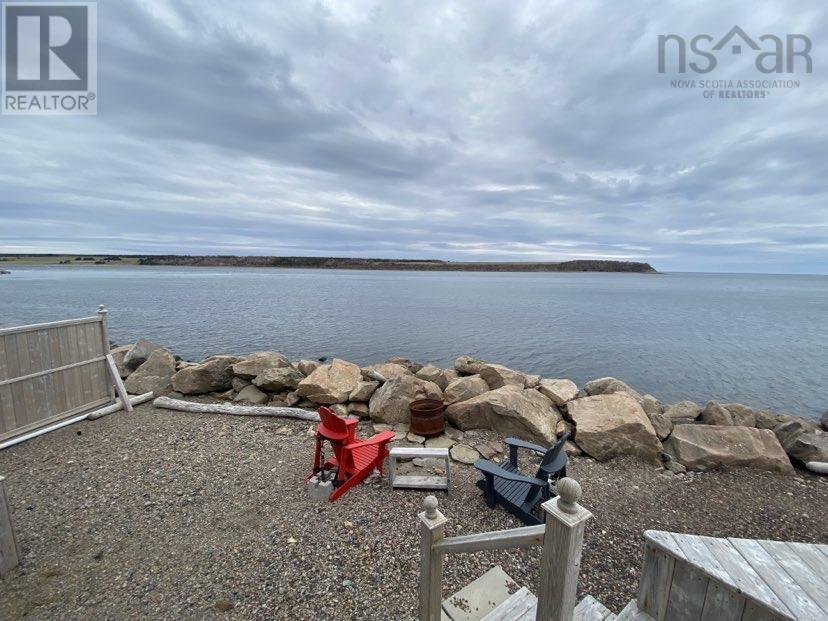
top-left (152, 396), bottom-right (321, 422)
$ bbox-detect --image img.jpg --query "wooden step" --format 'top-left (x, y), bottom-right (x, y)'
top-left (616, 600), bottom-right (655, 621)
top-left (573, 595), bottom-right (617, 621)
top-left (441, 565), bottom-right (521, 621)
top-left (480, 587), bottom-right (537, 620)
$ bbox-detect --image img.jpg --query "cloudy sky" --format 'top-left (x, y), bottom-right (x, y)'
top-left (1, 1), bottom-right (826, 273)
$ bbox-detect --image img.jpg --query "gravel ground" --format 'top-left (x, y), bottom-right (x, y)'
top-left (1, 403), bottom-right (826, 620)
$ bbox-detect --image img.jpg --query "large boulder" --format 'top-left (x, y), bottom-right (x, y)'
top-left (296, 360), bottom-right (320, 376)
top-left (783, 431), bottom-right (828, 465)
top-left (444, 385), bottom-right (560, 445)
top-left (723, 403), bottom-right (756, 427)
top-left (110, 344), bottom-right (133, 379)
top-left (363, 363), bottom-right (412, 381)
top-left (700, 401), bottom-right (734, 426)
top-left (641, 394), bottom-right (664, 416)
top-left (296, 358), bottom-right (362, 405)
top-left (755, 410), bottom-right (800, 430)
top-left (454, 355), bottom-right (487, 375)
top-left (479, 364), bottom-right (530, 390)
top-left (252, 365), bottom-right (304, 392)
top-left (648, 412), bottom-right (674, 441)
top-left (774, 419), bottom-right (814, 447)
top-left (171, 355), bottom-right (242, 395)
top-left (567, 393), bottom-right (662, 463)
top-left (538, 379), bottom-right (579, 406)
top-left (415, 364), bottom-right (455, 390)
top-left (368, 375), bottom-right (442, 425)
top-left (443, 375), bottom-right (490, 405)
top-left (385, 357), bottom-right (423, 374)
top-left (665, 425), bottom-right (794, 474)
top-left (233, 384), bottom-right (269, 405)
top-left (124, 348), bottom-right (176, 396)
top-left (232, 351), bottom-right (291, 380)
top-left (349, 381), bottom-right (380, 402)
top-left (583, 377), bottom-right (643, 404)
top-left (664, 400), bottom-right (701, 421)
top-left (123, 338), bottom-right (164, 370)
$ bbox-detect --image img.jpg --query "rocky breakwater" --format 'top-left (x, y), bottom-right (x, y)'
top-left (112, 343), bottom-right (826, 474)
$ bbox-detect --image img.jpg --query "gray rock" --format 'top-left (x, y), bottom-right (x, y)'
top-left (722, 403), bottom-right (756, 427)
top-left (233, 384), bottom-right (269, 405)
top-left (664, 400), bottom-right (702, 421)
top-left (231, 377), bottom-right (251, 392)
top-left (784, 431), bottom-right (828, 465)
top-left (641, 394), bottom-right (664, 415)
top-left (564, 441), bottom-right (582, 456)
top-left (330, 403), bottom-right (349, 417)
top-left (444, 426), bottom-right (464, 441)
top-left (443, 375), bottom-right (490, 405)
top-left (567, 393), bottom-right (662, 463)
top-left (774, 419), bottom-right (815, 447)
top-left (648, 412), bottom-right (674, 440)
top-left (755, 409), bottom-right (797, 430)
top-left (454, 355), bottom-right (487, 375)
top-left (479, 363), bottom-right (530, 389)
top-left (123, 338), bottom-right (164, 370)
top-left (822, 410), bottom-right (828, 432)
top-left (665, 460), bottom-right (686, 474)
top-left (124, 348), bottom-right (176, 396)
top-left (450, 444), bottom-right (480, 464)
top-left (425, 435), bottom-right (455, 450)
top-left (474, 442), bottom-right (499, 460)
top-left (445, 385), bottom-right (560, 445)
top-left (296, 358), bottom-right (362, 405)
top-left (231, 351), bottom-right (291, 380)
top-left (171, 355), bottom-right (243, 395)
top-left (253, 366), bottom-right (304, 392)
top-left (538, 379), bottom-right (579, 406)
top-left (406, 432), bottom-right (425, 444)
top-left (700, 401), bottom-right (734, 426)
top-left (347, 402), bottom-right (369, 417)
top-left (415, 364), bottom-right (452, 390)
top-left (665, 425), bottom-right (794, 474)
top-left (110, 344), bottom-right (133, 378)
top-left (349, 381), bottom-right (380, 402)
top-left (385, 357), bottom-right (423, 373)
top-left (583, 377), bottom-right (644, 404)
top-left (297, 360), bottom-right (320, 376)
top-left (368, 375), bottom-right (442, 425)
top-left (363, 363), bottom-right (411, 381)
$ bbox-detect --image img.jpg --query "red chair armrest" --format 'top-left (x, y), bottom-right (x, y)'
top-left (344, 430), bottom-right (395, 451)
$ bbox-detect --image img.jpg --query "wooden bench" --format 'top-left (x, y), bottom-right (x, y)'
top-left (388, 447), bottom-right (451, 492)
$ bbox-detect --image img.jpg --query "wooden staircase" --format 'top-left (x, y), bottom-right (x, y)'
top-left (439, 566), bottom-right (618, 621)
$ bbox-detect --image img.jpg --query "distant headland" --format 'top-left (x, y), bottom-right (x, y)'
top-left (0, 254), bottom-right (658, 273)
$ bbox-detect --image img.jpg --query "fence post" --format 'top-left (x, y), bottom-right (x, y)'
top-left (0, 476), bottom-right (21, 578)
top-left (536, 478), bottom-right (592, 621)
top-left (419, 495), bottom-right (446, 621)
top-left (97, 305), bottom-right (115, 400)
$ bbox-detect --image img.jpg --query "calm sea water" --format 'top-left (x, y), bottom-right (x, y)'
top-left (1, 266), bottom-right (826, 420)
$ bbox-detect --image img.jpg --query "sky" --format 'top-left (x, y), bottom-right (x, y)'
top-left (1, 1), bottom-right (826, 273)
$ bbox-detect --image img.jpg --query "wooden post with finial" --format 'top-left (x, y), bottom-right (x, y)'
top-left (536, 477), bottom-right (592, 621)
top-left (419, 495), bottom-right (447, 621)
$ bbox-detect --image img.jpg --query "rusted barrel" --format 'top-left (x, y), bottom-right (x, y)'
top-left (409, 399), bottom-right (445, 437)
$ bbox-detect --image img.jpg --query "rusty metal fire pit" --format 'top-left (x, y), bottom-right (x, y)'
top-left (409, 399), bottom-right (446, 437)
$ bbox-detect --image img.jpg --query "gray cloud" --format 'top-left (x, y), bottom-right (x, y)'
top-left (1, 0), bottom-right (826, 273)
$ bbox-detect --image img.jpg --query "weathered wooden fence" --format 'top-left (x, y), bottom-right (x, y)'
top-left (0, 306), bottom-right (115, 444)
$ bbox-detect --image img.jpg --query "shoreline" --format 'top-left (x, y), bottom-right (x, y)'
top-left (0, 254), bottom-right (658, 273)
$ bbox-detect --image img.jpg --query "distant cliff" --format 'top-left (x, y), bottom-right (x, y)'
top-left (137, 256), bottom-right (658, 273)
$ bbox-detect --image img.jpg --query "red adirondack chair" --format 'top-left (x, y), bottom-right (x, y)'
top-left (310, 406), bottom-right (395, 501)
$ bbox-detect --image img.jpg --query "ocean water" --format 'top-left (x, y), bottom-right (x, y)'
top-left (1, 266), bottom-right (826, 420)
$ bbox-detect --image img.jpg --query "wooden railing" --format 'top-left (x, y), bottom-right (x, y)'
top-left (418, 477), bottom-right (592, 621)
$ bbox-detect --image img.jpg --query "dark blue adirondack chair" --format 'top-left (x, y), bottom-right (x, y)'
top-left (474, 433), bottom-right (569, 525)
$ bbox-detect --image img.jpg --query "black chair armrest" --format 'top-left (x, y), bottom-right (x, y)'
top-left (504, 437), bottom-right (548, 454)
top-left (474, 459), bottom-right (547, 487)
